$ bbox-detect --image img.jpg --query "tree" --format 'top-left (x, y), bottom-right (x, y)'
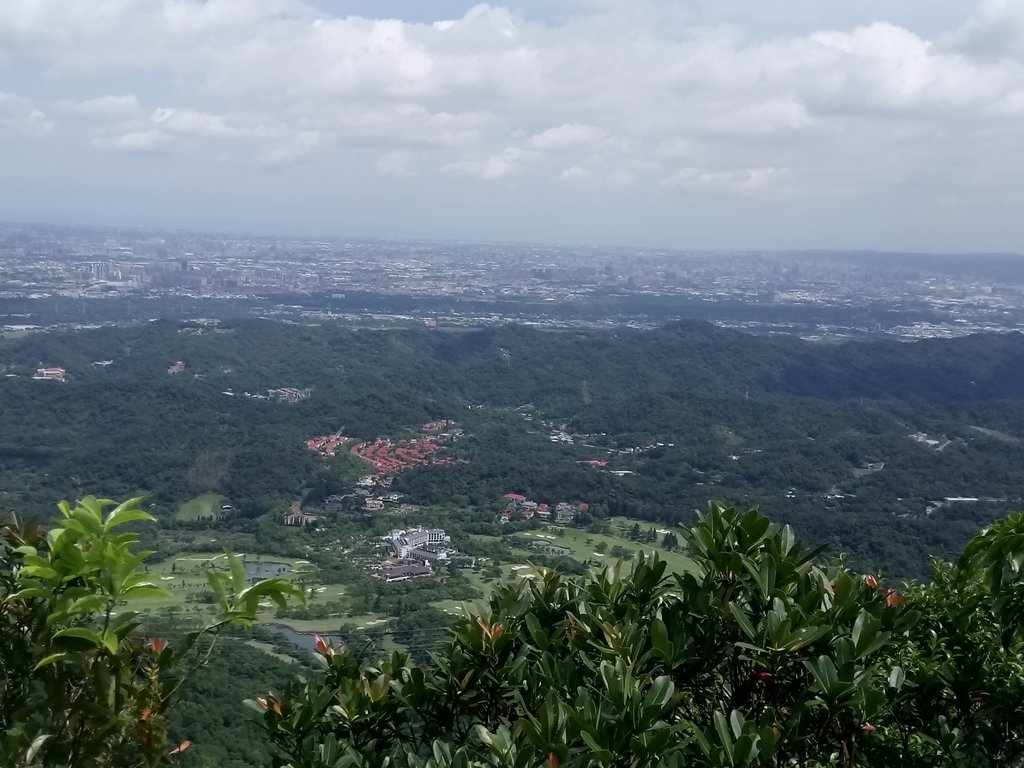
top-left (0, 496), bottom-right (302, 768)
top-left (661, 531), bottom-right (679, 551)
top-left (254, 502), bottom-right (1024, 767)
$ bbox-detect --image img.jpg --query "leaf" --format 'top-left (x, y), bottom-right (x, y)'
top-left (644, 675), bottom-right (674, 711)
top-left (888, 666), bottom-right (906, 690)
top-left (34, 652), bottom-right (68, 670)
top-left (122, 583), bottom-right (172, 600)
top-left (104, 504), bottom-right (154, 531)
top-left (580, 730), bottom-right (613, 764)
top-left (226, 550), bottom-right (246, 592)
top-left (100, 630), bottom-right (120, 655)
top-left (729, 602), bottom-right (758, 641)
top-left (25, 734), bottom-right (52, 764)
top-left (713, 711), bottom-right (735, 762)
top-left (52, 627), bottom-right (103, 651)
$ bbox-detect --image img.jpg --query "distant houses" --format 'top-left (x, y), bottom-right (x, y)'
top-left (33, 367), bottom-right (65, 382)
top-left (167, 360), bottom-right (186, 374)
top-left (284, 511), bottom-right (321, 527)
top-left (502, 493), bottom-right (587, 525)
top-left (267, 387), bottom-right (310, 403)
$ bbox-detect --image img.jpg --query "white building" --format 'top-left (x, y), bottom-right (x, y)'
top-left (386, 528), bottom-right (450, 558)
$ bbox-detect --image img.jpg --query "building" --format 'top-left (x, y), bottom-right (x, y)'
top-left (409, 547), bottom-right (449, 561)
top-left (167, 361), bottom-right (186, 374)
top-left (284, 511), bottom-right (320, 527)
top-left (365, 498), bottom-right (384, 511)
top-left (382, 564), bottom-right (432, 583)
top-left (33, 367), bottom-right (66, 382)
top-left (554, 502), bottom-right (576, 524)
top-left (267, 387), bottom-right (310, 403)
top-left (386, 528), bottom-right (450, 558)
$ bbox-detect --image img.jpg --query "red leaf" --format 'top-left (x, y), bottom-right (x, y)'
top-left (169, 740), bottom-right (191, 755)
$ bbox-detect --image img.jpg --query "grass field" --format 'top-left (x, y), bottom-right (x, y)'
top-left (130, 552), bottom-right (321, 617)
top-left (176, 493), bottom-right (227, 522)
top-left (511, 522), bottom-right (700, 577)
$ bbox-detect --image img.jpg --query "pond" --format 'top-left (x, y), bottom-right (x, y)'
top-left (265, 624), bottom-right (342, 651)
top-left (245, 561), bottom-right (293, 580)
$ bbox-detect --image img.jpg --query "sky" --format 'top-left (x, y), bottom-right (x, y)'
top-left (1, 0), bottom-right (1024, 252)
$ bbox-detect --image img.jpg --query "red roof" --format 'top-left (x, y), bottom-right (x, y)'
top-left (504, 493), bottom-right (526, 502)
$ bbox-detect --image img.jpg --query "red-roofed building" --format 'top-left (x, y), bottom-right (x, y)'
top-left (504, 493), bottom-right (526, 502)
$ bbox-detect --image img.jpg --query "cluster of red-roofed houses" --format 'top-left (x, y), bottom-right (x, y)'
top-left (306, 421), bottom-right (463, 482)
top-left (502, 493), bottom-right (588, 525)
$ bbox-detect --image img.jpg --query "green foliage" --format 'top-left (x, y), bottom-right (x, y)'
top-left (5, 321), bottom-right (1024, 578)
top-left (0, 496), bottom-right (302, 768)
top-left (255, 502), bottom-right (1024, 767)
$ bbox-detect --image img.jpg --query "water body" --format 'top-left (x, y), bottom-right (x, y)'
top-left (265, 624), bottom-right (342, 651)
top-left (245, 561), bottom-right (293, 580)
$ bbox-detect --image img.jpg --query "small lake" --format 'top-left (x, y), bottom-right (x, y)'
top-left (265, 624), bottom-right (342, 651)
top-left (245, 562), bottom-right (293, 580)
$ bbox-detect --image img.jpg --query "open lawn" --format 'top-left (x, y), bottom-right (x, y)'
top-left (130, 552), bottom-right (323, 618)
top-left (176, 493), bottom-right (227, 522)
top-left (514, 523), bottom-right (700, 577)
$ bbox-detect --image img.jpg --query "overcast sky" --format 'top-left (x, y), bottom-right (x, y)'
top-left (2, 0), bottom-right (1024, 252)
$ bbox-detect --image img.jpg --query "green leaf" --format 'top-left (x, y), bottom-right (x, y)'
top-left (34, 652), bottom-right (68, 670)
top-left (644, 675), bottom-right (674, 711)
top-left (729, 602), bottom-right (758, 641)
top-left (580, 730), bottom-right (613, 764)
top-left (104, 501), bottom-right (154, 530)
top-left (714, 711), bottom-right (735, 763)
top-left (227, 550), bottom-right (246, 592)
top-left (52, 627), bottom-right (103, 651)
top-left (122, 583), bottom-right (171, 600)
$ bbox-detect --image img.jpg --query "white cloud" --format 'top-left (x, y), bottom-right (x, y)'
top-left (661, 166), bottom-right (789, 196)
top-left (63, 95), bottom-right (144, 122)
top-left (0, 92), bottom-right (53, 136)
top-left (2, 0), bottom-right (1024, 242)
top-left (529, 123), bottom-right (606, 150)
top-left (376, 149), bottom-right (415, 178)
top-left (258, 130), bottom-right (322, 168)
top-left (92, 130), bottom-right (175, 153)
top-left (444, 146), bottom-right (525, 179)
top-left (560, 165), bottom-right (591, 182)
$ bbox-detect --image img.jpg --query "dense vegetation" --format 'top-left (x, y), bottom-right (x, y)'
top-left (0, 496), bottom-right (302, 768)
top-left (4, 321), bottom-right (1024, 576)
top-left (7, 497), bottom-right (1024, 767)
top-left (258, 502), bottom-right (1024, 768)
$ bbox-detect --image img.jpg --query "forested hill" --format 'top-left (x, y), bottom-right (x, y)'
top-left (3, 319), bottom-right (1024, 576)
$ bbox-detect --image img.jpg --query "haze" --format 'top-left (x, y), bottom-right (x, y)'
top-left (2, 0), bottom-right (1023, 252)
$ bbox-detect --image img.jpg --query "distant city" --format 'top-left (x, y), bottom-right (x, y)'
top-left (3, 221), bottom-right (1024, 339)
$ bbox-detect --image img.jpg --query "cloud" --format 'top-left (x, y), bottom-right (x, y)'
top-left (0, 92), bottom-right (53, 136)
top-left (529, 123), bottom-right (607, 150)
top-left (258, 130), bottom-right (322, 168)
top-left (2, 0), bottom-right (1024, 240)
top-left (560, 165), bottom-right (591, 182)
top-left (661, 166), bottom-right (789, 196)
top-left (376, 149), bottom-right (415, 178)
top-left (63, 95), bottom-right (144, 122)
top-left (92, 130), bottom-right (175, 153)
top-left (444, 146), bottom-right (525, 179)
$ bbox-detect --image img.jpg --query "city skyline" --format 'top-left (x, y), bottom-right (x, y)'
top-left (2, 1), bottom-right (1024, 252)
